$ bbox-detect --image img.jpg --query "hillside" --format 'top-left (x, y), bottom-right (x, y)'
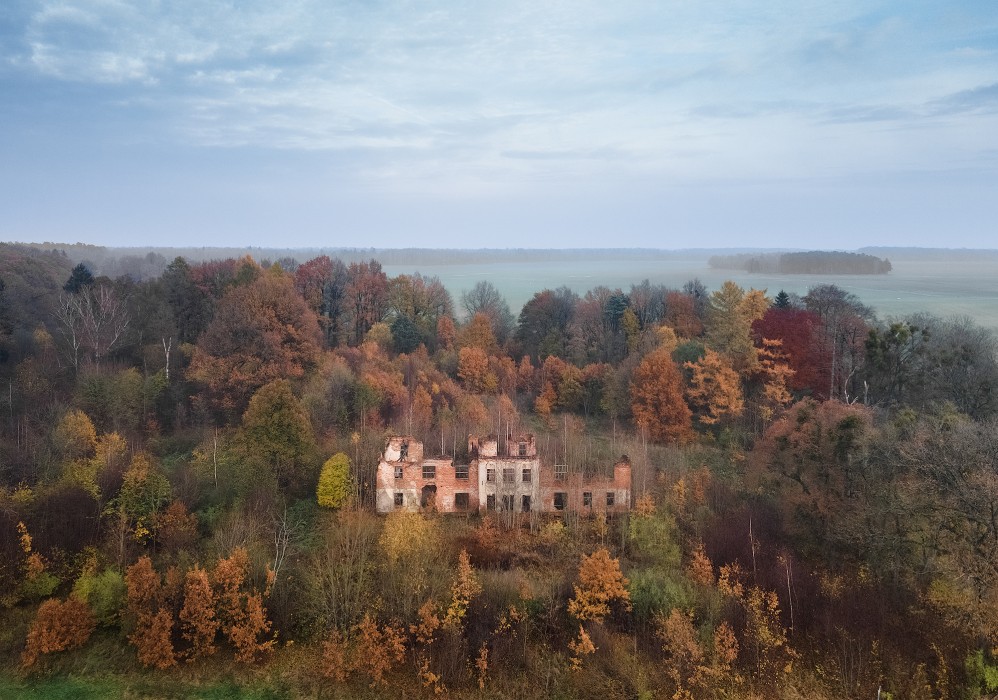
top-left (1, 250), bottom-right (997, 698)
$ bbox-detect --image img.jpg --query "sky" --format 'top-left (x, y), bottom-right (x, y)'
top-left (1, 1), bottom-right (997, 250)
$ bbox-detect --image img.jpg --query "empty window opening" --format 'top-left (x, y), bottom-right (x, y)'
top-left (583, 492), bottom-right (592, 507)
top-left (421, 485), bottom-right (437, 508)
top-left (455, 492), bottom-right (469, 510)
top-left (522, 468), bottom-right (532, 483)
top-left (486, 468), bottom-right (496, 483)
top-left (487, 494), bottom-right (496, 510)
top-left (394, 466), bottom-right (403, 479)
top-left (400, 441), bottom-right (408, 460)
top-left (521, 495), bottom-right (531, 512)
top-left (455, 464), bottom-right (469, 480)
top-left (554, 492), bottom-right (567, 510)
top-left (518, 442), bottom-right (527, 457)
top-left (394, 492), bottom-right (404, 507)
top-left (422, 464), bottom-right (435, 479)
top-left (503, 467), bottom-right (515, 483)
top-left (606, 492), bottom-right (615, 507)
top-left (502, 495), bottom-right (514, 511)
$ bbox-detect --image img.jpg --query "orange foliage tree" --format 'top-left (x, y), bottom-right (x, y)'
top-left (188, 268), bottom-right (322, 419)
top-left (21, 596), bottom-right (96, 667)
top-left (749, 337), bottom-right (795, 425)
top-left (351, 613), bottom-right (407, 687)
top-left (655, 608), bottom-right (739, 699)
top-left (684, 349), bottom-right (744, 426)
top-left (630, 348), bottom-right (694, 444)
top-left (567, 548), bottom-right (632, 624)
top-left (125, 556), bottom-right (176, 669)
top-left (457, 346), bottom-right (497, 394)
top-left (213, 547), bottom-right (275, 663)
top-left (179, 565), bottom-right (218, 661)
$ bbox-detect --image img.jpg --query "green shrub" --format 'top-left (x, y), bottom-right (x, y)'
top-left (73, 568), bottom-right (126, 627)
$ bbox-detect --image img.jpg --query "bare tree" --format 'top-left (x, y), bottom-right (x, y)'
top-left (54, 282), bottom-right (130, 369)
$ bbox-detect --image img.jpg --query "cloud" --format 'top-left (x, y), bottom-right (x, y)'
top-left (933, 82), bottom-right (998, 114)
top-left (2, 0), bottom-right (998, 201)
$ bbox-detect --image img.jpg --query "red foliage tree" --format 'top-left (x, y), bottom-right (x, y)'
top-left (752, 308), bottom-right (831, 398)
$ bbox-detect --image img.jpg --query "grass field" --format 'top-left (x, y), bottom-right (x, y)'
top-left (384, 257), bottom-right (998, 330)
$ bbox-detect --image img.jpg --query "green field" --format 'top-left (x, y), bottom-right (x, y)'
top-left (384, 257), bottom-right (998, 330)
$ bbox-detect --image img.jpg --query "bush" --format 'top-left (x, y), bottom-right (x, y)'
top-left (73, 568), bottom-right (126, 627)
top-left (22, 596), bottom-right (96, 667)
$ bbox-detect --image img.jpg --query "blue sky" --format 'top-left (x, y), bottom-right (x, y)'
top-left (1, 1), bottom-right (996, 249)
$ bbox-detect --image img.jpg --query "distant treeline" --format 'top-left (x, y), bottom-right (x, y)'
top-left (11, 243), bottom-right (792, 280)
top-left (709, 250), bottom-right (892, 275)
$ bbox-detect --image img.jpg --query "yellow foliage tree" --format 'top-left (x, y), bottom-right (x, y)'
top-left (444, 549), bottom-right (482, 628)
top-left (706, 281), bottom-right (770, 374)
top-left (317, 453), bottom-right (351, 509)
top-left (567, 548), bottom-right (632, 623)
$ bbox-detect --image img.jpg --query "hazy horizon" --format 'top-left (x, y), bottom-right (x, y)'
top-left (2, 2), bottom-right (996, 249)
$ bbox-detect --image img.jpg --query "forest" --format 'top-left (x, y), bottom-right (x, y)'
top-left (2, 242), bottom-right (998, 699)
top-left (709, 251), bottom-right (893, 275)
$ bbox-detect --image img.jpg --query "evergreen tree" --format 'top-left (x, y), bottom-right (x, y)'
top-left (63, 263), bottom-right (95, 293)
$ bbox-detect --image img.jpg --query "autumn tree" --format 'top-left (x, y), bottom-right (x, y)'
top-left (125, 556), bottom-right (176, 669)
top-left (684, 349), bottom-right (744, 427)
top-left (458, 346), bottom-right (497, 394)
top-left (630, 348), bottom-right (694, 444)
top-left (213, 547), bottom-right (275, 663)
top-left (655, 609), bottom-right (738, 699)
top-left (753, 307), bottom-right (831, 398)
top-left (444, 549), bottom-right (482, 629)
top-left (379, 510), bottom-right (445, 621)
top-left (755, 398), bottom-right (874, 553)
top-left (515, 287), bottom-right (577, 361)
top-left (238, 379), bottom-right (318, 494)
top-left (665, 291), bottom-right (704, 338)
top-left (461, 280), bottom-right (515, 344)
top-left (747, 338), bottom-right (795, 426)
top-left (294, 255), bottom-right (349, 346)
top-left (344, 260), bottom-right (389, 345)
top-left (179, 565), bottom-right (218, 661)
top-left (568, 548), bottom-right (632, 624)
top-left (705, 281), bottom-right (769, 374)
top-left (351, 613), bottom-right (407, 687)
top-left (188, 268), bottom-right (322, 419)
top-left (386, 272), bottom-right (453, 351)
top-left (803, 284), bottom-right (871, 401)
top-left (21, 596), bottom-right (96, 667)
top-left (317, 453), bottom-right (351, 509)
top-left (459, 312), bottom-right (498, 353)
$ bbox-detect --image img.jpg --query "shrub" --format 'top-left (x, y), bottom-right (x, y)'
top-left (22, 596), bottom-right (96, 667)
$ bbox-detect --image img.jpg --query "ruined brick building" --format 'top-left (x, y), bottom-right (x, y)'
top-left (375, 434), bottom-right (631, 514)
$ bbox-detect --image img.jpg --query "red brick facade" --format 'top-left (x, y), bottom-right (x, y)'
top-left (375, 435), bottom-right (631, 515)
